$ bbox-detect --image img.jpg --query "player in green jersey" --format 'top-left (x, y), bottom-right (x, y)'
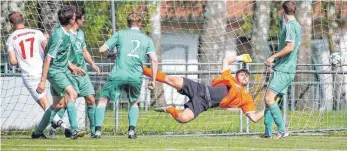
top-left (69, 8), bottom-right (100, 137)
top-left (94, 13), bottom-right (158, 139)
top-left (263, 1), bottom-right (302, 139)
top-left (34, 5), bottom-right (85, 139)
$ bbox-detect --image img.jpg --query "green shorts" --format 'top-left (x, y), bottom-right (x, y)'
top-left (72, 74), bottom-right (95, 97)
top-left (268, 71), bottom-right (295, 94)
top-left (48, 71), bottom-right (79, 97)
top-left (100, 78), bottom-right (142, 103)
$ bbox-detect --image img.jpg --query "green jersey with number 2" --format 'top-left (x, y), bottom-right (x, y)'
top-left (105, 28), bottom-right (155, 81)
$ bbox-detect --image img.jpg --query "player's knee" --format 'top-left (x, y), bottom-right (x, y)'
top-left (85, 95), bottom-right (95, 105)
top-left (67, 92), bottom-right (78, 100)
top-left (265, 96), bottom-right (274, 105)
top-left (178, 115), bottom-right (193, 123)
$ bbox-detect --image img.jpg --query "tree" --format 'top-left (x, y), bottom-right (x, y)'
top-left (199, 1), bottom-right (227, 84)
top-left (296, 1), bottom-right (314, 110)
top-left (149, 1), bottom-right (165, 107)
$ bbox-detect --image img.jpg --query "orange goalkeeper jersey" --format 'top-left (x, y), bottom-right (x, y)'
top-left (211, 69), bottom-right (255, 113)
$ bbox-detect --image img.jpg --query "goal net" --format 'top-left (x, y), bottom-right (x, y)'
top-left (1, 1), bottom-right (346, 136)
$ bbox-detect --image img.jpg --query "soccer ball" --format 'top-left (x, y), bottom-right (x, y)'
top-left (329, 52), bottom-right (343, 67)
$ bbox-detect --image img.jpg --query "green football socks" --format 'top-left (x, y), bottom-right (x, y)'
top-left (95, 105), bottom-right (106, 128)
top-left (128, 103), bottom-right (139, 128)
top-left (264, 107), bottom-right (273, 136)
top-left (35, 107), bottom-right (55, 133)
top-left (67, 101), bottom-right (78, 132)
top-left (269, 102), bottom-right (285, 133)
top-left (87, 104), bottom-right (96, 135)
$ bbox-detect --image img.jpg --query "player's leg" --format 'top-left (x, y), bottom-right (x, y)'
top-left (127, 82), bottom-right (142, 139)
top-left (127, 101), bottom-right (139, 139)
top-left (78, 75), bottom-right (96, 137)
top-left (265, 71), bottom-right (293, 138)
top-left (32, 95), bottom-right (65, 139)
top-left (84, 94), bottom-right (96, 136)
top-left (94, 96), bottom-right (108, 138)
top-left (166, 107), bottom-right (195, 123)
top-left (143, 67), bottom-right (184, 90)
top-left (94, 79), bottom-right (119, 138)
top-left (64, 85), bottom-right (82, 139)
top-left (49, 96), bottom-right (72, 138)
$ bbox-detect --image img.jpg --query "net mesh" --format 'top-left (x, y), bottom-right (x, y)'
top-left (1, 1), bottom-right (346, 136)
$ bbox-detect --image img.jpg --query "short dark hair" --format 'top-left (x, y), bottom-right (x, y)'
top-left (75, 7), bottom-right (85, 20)
top-left (58, 5), bottom-right (76, 25)
top-left (236, 68), bottom-right (250, 76)
top-left (8, 12), bottom-right (24, 26)
top-left (282, 1), bottom-right (296, 15)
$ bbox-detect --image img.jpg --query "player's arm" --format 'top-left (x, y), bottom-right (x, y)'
top-left (37, 55), bottom-right (51, 94)
top-left (265, 23), bottom-right (296, 66)
top-left (147, 52), bottom-right (158, 89)
top-left (99, 32), bottom-right (119, 57)
top-left (6, 37), bottom-right (18, 65)
top-left (222, 54), bottom-right (252, 71)
top-left (68, 61), bottom-right (85, 76)
top-left (222, 56), bottom-right (237, 71)
top-left (8, 51), bottom-right (18, 65)
top-left (83, 48), bottom-right (100, 74)
top-left (245, 110), bottom-right (265, 123)
top-left (99, 44), bottom-right (108, 56)
top-left (265, 42), bottom-right (294, 66)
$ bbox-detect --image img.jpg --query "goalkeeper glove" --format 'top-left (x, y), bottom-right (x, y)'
top-left (236, 54), bottom-right (253, 63)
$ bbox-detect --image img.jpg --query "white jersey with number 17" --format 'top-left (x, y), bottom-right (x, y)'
top-left (6, 28), bottom-right (47, 77)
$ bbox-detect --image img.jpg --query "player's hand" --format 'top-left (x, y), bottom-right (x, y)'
top-left (92, 63), bottom-right (100, 75)
top-left (36, 81), bottom-right (46, 94)
top-left (237, 54), bottom-right (252, 63)
top-left (264, 56), bottom-right (274, 67)
top-left (147, 81), bottom-right (155, 90)
top-left (72, 67), bottom-right (86, 76)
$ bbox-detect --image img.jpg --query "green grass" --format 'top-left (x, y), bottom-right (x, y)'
top-left (2, 109), bottom-right (346, 136)
top-left (2, 135), bottom-right (347, 150)
top-left (101, 109), bottom-right (347, 135)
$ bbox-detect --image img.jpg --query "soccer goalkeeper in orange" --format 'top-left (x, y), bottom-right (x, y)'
top-left (143, 54), bottom-right (264, 123)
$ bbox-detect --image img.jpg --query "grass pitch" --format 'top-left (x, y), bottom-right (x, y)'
top-left (2, 135), bottom-right (347, 150)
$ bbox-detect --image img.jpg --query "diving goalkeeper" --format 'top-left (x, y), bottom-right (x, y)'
top-left (143, 54), bottom-right (264, 123)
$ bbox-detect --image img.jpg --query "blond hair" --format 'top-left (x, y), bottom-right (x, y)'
top-left (127, 13), bottom-right (142, 27)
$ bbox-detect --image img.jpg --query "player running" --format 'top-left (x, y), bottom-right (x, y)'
top-left (94, 13), bottom-right (158, 139)
top-left (69, 8), bottom-right (100, 137)
top-left (6, 11), bottom-right (71, 139)
top-left (35, 5), bottom-right (86, 139)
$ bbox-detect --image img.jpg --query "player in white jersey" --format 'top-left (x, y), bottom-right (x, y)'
top-left (6, 12), bottom-right (71, 139)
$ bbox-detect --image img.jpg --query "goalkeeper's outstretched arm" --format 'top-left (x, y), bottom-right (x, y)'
top-left (245, 110), bottom-right (265, 123)
top-left (222, 54), bottom-right (252, 71)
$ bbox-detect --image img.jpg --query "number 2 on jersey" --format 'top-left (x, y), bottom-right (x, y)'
top-left (19, 37), bottom-right (35, 59)
top-left (127, 40), bottom-right (140, 58)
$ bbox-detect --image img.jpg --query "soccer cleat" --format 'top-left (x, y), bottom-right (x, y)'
top-left (31, 132), bottom-right (48, 139)
top-left (128, 134), bottom-right (137, 139)
top-left (91, 131), bottom-right (101, 139)
top-left (253, 134), bottom-right (272, 139)
top-left (48, 129), bottom-right (56, 139)
top-left (70, 130), bottom-right (86, 139)
top-left (64, 128), bottom-right (72, 138)
top-left (154, 106), bottom-right (169, 112)
top-left (273, 132), bottom-right (289, 139)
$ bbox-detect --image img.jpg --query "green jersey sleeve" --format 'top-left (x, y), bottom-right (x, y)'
top-left (46, 36), bottom-right (63, 58)
top-left (146, 39), bottom-right (155, 54)
top-left (285, 24), bottom-right (296, 43)
top-left (105, 32), bottom-right (119, 50)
